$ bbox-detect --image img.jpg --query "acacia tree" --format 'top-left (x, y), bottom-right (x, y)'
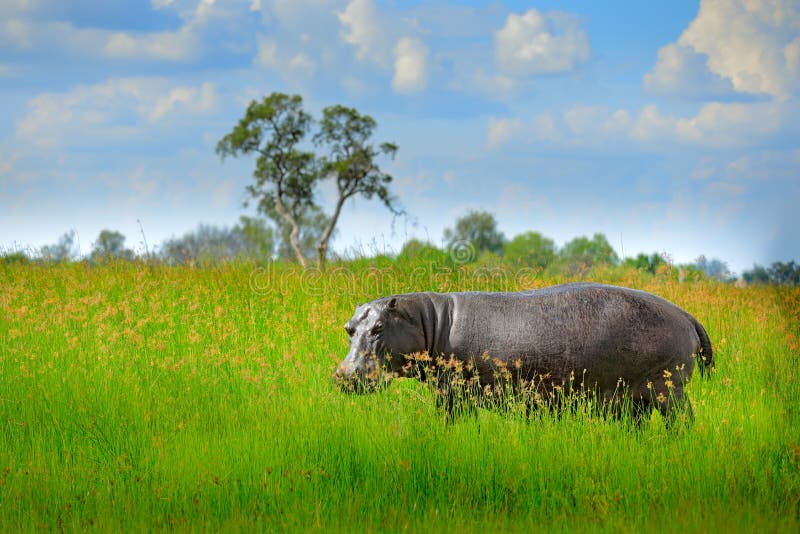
top-left (274, 206), bottom-right (332, 261)
top-left (314, 105), bottom-right (400, 268)
top-left (216, 93), bottom-right (316, 267)
top-left (217, 94), bottom-right (399, 268)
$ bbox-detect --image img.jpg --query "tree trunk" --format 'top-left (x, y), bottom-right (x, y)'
top-left (317, 195), bottom-right (347, 269)
top-left (272, 185), bottom-right (307, 268)
top-left (288, 219), bottom-right (306, 268)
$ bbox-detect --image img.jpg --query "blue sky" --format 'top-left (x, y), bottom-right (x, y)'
top-left (1, 0), bottom-right (798, 274)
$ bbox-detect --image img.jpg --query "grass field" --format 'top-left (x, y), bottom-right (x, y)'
top-left (1, 260), bottom-right (799, 531)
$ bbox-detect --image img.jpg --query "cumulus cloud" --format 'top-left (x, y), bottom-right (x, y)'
top-left (494, 8), bottom-right (590, 77)
top-left (631, 101), bottom-right (786, 148)
top-left (245, 1), bottom-right (347, 81)
top-left (647, 0), bottom-right (800, 99)
top-left (16, 78), bottom-right (217, 148)
top-left (338, 0), bottom-right (391, 65)
top-left (392, 37), bottom-right (428, 93)
top-left (644, 43), bottom-right (735, 97)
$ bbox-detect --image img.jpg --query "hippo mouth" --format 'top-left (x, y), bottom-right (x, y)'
top-left (333, 365), bottom-right (394, 394)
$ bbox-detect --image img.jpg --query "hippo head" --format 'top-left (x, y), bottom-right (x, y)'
top-left (335, 296), bottom-right (425, 392)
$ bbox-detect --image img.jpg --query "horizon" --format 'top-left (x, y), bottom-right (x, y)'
top-left (2, 1), bottom-right (798, 275)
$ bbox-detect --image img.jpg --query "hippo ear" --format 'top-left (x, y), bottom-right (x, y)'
top-left (388, 297), bottom-right (397, 309)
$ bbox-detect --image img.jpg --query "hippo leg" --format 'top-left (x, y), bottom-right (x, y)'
top-left (659, 388), bottom-right (695, 429)
top-left (435, 390), bottom-right (478, 422)
top-left (434, 373), bottom-right (480, 422)
top-left (434, 386), bottom-right (454, 419)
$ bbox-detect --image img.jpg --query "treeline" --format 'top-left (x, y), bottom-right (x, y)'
top-left (400, 210), bottom-right (723, 282)
top-left (2, 209), bottom-right (798, 286)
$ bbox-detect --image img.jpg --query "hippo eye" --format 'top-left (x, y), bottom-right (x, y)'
top-left (370, 321), bottom-right (383, 335)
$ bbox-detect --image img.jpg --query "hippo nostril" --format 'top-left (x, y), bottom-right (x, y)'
top-left (336, 361), bottom-right (355, 379)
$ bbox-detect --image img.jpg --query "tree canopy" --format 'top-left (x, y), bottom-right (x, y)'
top-left (313, 105), bottom-right (400, 267)
top-left (217, 92), bottom-right (399, 268)
top-left (90, 230), bottom-right (134, 263)
top-left (559, 233), bottom-right (619, 271)
top-left (160, 217), bottom-right (275, 265)
top-left (694, 255), bottom-right (732, 282)
top-left (503, 231), bottom-right (556, 268)
top-left (443, 210), bottom-right (506, 260)
top-left (40, 230), bottom-right (79, 262)
top-left (216, 93), bottom-right (315, 266)
top-left (623, 252), bottom-right (667, 274)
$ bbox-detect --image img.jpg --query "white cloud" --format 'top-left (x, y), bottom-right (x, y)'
top-left (149, 81), bottom-right (216, 122)
top-left (644, 43), bottom-right (734, 97)
top-left (0, 154), bottom-right (15, 179)
top-left (254, 35), bottom-right (278, 67)
top-left (489, 99), bottom-right (790, 151)
top-left (531, 112), bottom-right (559, 143)
top-left (494, 8), bottom-right (590, 77)
top-left (0, 0), bottom-right (41, 17)
top-left (289, 52), bottom-right (316, 77)
top-left (194, 0), bottom-right (216, 20)
top-left (648, 0), bottom-right (800, 99)
top-left (103, 28), bottom-right (198, 61)
top-left (16, 78), bottom-right (218, 148)
top-left (392, 37), bottom-right (428, 93)
top-left (632, 101), bottom-right (786, 147)
top-left (128, 166), bottom-right (159, 201)
top-left (253, 35), bottom-right (317, 77)
top-left (518, 106), bottom-right (631, 147)
top-left (487, 117), bottom-right (523, 148)
top-left (1, 18), bottom-right (34, 48)
top-left (338, 0), bottom-right (391, 65)
top-left (471, 70), bottom-right (518, 98)
top-left (563, 105), bottom-right (631, 137)
top-left (0, 16), bottom-right (198, 61)
top-left (247, 1), bottom-right (346, 79)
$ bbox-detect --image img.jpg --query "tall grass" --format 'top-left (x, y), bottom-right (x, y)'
top-left (1, 260), bottom-right (798, 531)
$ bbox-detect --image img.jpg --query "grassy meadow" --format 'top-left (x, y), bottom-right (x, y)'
top-left (1, 259), bottom-right (799, 531)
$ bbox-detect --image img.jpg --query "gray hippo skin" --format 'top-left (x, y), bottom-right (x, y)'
top-left (335, 282), bottom-right (714, 423)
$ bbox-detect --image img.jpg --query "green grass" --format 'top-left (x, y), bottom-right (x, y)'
top-left (1, 260), bottom-right (798, 531)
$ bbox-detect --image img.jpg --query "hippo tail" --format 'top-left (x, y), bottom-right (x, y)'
top-left (692, 316), bottom-right (715, 378)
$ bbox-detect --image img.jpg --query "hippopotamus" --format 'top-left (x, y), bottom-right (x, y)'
top-left (335, 283), bottom-right (713, 423)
